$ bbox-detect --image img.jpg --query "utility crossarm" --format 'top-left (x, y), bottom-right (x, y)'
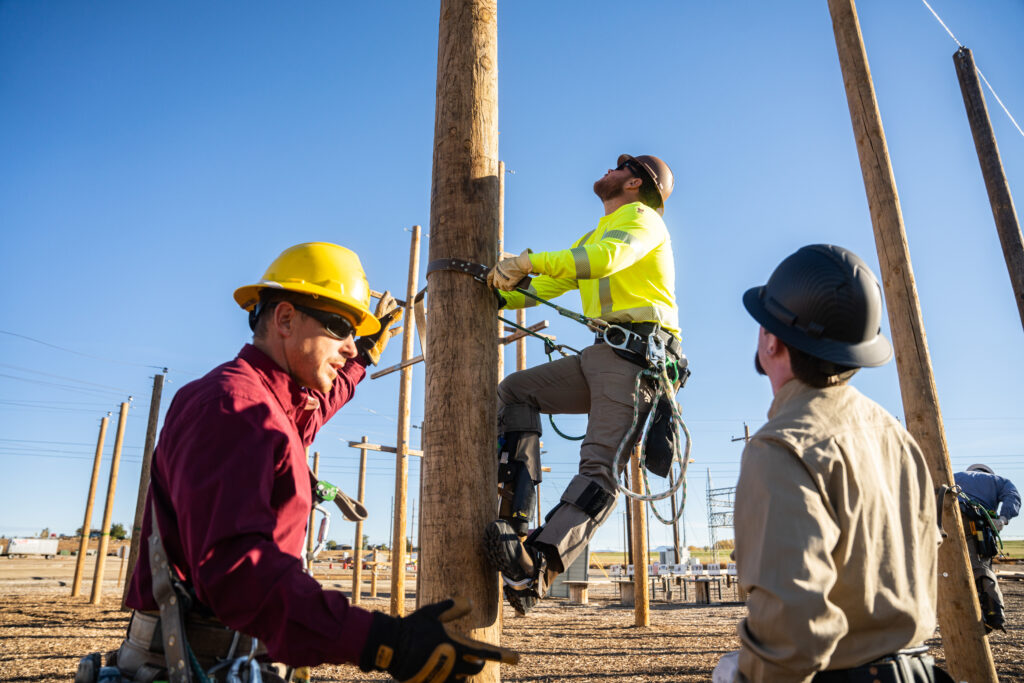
top-left (371, 321), bottom-right (552, 379)
top-left (500, 320), bottom-right (550, 345)
top-left (347, 440), bottom-right (423, 457)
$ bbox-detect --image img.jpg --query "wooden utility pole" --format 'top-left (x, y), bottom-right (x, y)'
top-left (91, 400), bottom-right (130, 605)
top-left (828, 2), bottom-right (997, 680)
top-left (497, 162), bottom-right (506, 381)
top-left (122, 372), bottom-right (164, 607)
top-left (954, 46), bottom-right (1024, 331)
top-left (629, 447), bottom-right (650, 627)
top-left (668, 469), bottom-right (681, 566)
top-left (307, 451), bottom-right (320, 574)
top-left (351, 437), bottom-right (369, 605)
top-left (391, 224), bottom-right (422, 617)
top-left (421, 0), bottom-right (501, 674)
top-left (72, 414), bottom-right (110, 597)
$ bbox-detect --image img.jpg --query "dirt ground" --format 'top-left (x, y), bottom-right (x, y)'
top-left (2, 557), bottom-right (1022, 682)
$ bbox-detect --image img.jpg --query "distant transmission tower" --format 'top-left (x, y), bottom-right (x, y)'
top-left (705, 469), bottom-right (736, 564)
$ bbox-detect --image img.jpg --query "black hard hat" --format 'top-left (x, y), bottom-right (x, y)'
top-left (743, 244), bottom-right (893, 368)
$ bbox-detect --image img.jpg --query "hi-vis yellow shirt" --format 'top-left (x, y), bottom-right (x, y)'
top-left (501, 202), bottom-right (680, 338)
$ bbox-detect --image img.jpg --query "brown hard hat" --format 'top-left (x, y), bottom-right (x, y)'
top-left (618, 154), bottom-right (674, 209)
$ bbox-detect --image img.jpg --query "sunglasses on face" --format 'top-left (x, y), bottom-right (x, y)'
top-left (292, 304), bottom-right (356, 340)
top-left (615, 160), bottom-right (640, 177)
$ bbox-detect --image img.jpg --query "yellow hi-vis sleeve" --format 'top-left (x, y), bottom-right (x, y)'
top-left (500, 202), bottom-right (679, 337)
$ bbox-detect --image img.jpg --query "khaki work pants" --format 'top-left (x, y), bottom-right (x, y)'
top-left (497, 343), bottom-right (655, 574)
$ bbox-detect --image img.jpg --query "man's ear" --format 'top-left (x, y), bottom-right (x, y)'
top-left (272, 301), bottom-right (297, 337)
top-left (625, 176), bottom-right (643, 192)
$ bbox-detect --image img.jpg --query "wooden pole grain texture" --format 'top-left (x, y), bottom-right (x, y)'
top-left (91, 401), bottom-right (130, 604)
top-left (497, 162), bottom-right (505, 382)
top-left (629, 446), bottom-right (650, 627)
top-left (72, 415), bottom-right (109, 597)
top-left (421, 0), bottom-right (502, 676)
top-left (828, 2), bottom-right (997, 680)
top-left (953, 47), bottom-right (1024, 333)
top-left (391, 224), bottom-right (422, 617)
top-left (122, 373), bottom-right (164, 608)
top-left (351, 436), bottom-right (369, 606)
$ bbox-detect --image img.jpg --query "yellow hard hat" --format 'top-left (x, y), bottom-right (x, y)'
top-left (233, 242), bottom-right (380, 336)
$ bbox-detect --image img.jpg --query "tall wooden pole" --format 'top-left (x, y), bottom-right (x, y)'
top-left (669, 469), bottom-right (681, 565)
top-left (828, 2), bottom-right (997, 680)
top-left (391, 225), bottom-right (422, 617)
top-left (307, 451), bottom-right (320, 574)
top-left (624, 468), bottom-right (633, 566)
top-left (422, 0), bottom-right (501, 674)
top-left (71, 415), bottom-right (109, 597)
top-left (954, 46), bottom-right (1024, 332)
top-left (91, 400), bottom-right (130, 605)
top-left (497, 162), bottom-right (506, 381)
top-left (629, 447), bottom-right (649, 627)
top-left (352, 437), bottom-right (369, 606)
top-left (123, 373), bottom-right (164, 607)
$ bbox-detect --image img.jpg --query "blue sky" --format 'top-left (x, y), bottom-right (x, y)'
top-left (2, 1), bottom-right (1023, 555)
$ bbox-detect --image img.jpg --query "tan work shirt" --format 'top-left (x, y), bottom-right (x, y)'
top-left (734, 379), bottom-right (938, 682)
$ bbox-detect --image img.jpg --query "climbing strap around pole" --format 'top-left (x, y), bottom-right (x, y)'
top-left (427, 257), bottom-right (608, 330)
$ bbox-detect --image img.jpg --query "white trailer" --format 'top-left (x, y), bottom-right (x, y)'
top-left (3, 538), bottom-right (59, 558)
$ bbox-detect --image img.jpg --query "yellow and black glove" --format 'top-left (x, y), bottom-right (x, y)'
top-left (356, 291), bottom-right (404, 365)
top-left (487, 249), bottom-right (533, 291)
top-left (359, 597), bottom-right (518, 682)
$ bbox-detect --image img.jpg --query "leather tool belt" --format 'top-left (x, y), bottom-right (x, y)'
top-left (812, 648), bottom-right (954, 683)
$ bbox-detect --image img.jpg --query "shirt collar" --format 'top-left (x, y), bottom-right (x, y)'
top-left (766, 378), bottom-right (819, 420)
top-left (237, 344), bottom-right (312, 417)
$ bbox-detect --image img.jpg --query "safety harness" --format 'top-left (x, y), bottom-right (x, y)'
top-left (425, 257), bottom-right (693, 527)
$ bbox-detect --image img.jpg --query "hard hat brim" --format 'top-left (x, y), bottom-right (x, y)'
top-left (234, 281), bottom-right (381, 336)
top-left (743, 286), bottom-right (892, 368)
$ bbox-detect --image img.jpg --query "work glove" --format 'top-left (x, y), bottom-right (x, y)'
top-left (360, 597), bottom-right (519, 682)
top-left (994, 516), bottom-right (1007, 532)
top-left (356, 291), bottom-right (404, 365)
top-left (487, 249), bottom-right (533, 291)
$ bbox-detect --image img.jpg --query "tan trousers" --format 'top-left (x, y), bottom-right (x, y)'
top-left (497, 343), bottom-right (655, 574)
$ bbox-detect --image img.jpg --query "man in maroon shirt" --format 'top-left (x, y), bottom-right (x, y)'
top-left (108, 243), bottom-right (514, 683)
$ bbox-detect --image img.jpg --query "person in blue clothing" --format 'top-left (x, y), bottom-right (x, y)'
top-left (953, 463), bottom-right (1020, 632)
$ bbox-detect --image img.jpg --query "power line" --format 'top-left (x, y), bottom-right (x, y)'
top-left (0, 329), bottom-right (166, 370)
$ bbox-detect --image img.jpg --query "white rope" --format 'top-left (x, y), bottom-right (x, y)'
top-left (920, 0), bottom-right (961, 47)
top-left (920, 0), bottom-right (1024, 141)
top-left (976, 68), bottom-right (1024, 140)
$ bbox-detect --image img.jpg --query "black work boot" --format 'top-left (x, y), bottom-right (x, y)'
top-left (484, 520), bottom-right (546, 615)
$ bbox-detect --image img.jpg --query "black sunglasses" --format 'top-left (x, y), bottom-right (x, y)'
top-left (616, 160), bottom-right (641, 177)
top-left (292, 304), bottom-right (356, 340)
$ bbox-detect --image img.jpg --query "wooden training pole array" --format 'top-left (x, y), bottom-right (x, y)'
top-left (71, 414), bottom-right (110, 597)
top-left (390, 224), bottom-right (422, 617)
top-left (629, 445), bottom-right (650, 627)
top-left (122, 372), bottom-right (165, 607)
top-left (91, 400), bottom-right (130, 605)
top-left (828, 2), bottom-right (997, 680)
top-left (421, 0), bottom-right (501, 676)
top-left (953, 46), bottom-right (1024, 332)
top-left (351, 437), bottom-right (369, 605)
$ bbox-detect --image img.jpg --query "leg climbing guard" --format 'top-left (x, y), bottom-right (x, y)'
top-left (496, 429), bottom-right (541, 537)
